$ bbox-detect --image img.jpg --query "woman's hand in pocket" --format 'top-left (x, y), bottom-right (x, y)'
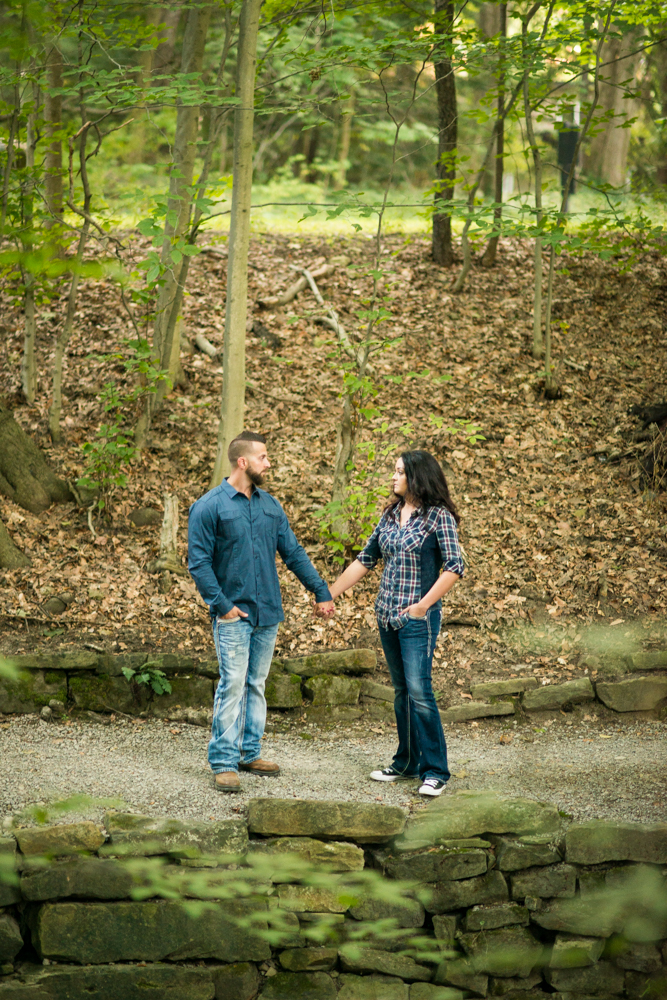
top-left (405, 603), bottom-right (427, 619)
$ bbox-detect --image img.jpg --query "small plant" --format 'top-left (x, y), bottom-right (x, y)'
top-left (77, 339), bottom-right (170, 514)
top-left (429, 414), bottom-right (486, 444)
top-left (121, 662), bottom-right (172, 696)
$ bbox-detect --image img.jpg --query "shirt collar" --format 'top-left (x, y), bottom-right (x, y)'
top-left (222, 477), bottom-right (267, 501)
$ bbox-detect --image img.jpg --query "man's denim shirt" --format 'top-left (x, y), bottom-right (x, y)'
top-left (188, 478), bottom-right (331, 627)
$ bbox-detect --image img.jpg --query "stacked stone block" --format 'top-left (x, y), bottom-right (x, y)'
top-left (0, 792), bottom-right (665, 999)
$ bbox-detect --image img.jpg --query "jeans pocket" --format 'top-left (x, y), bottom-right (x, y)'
top-left (408, 612), bottom-right (426, 620)
top-left (217, 616), bottom-right (241, 626)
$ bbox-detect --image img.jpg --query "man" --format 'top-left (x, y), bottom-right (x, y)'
top-left (188, 431), bottom-right (334, 792)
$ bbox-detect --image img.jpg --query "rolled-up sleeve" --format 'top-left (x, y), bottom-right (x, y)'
top-left (276, 507), bottom-right (331, 602)
top-left (357, 519), bottom-right (382, 570)
top-left (436, 509), bottom-right (465, 577)
top-left (188, 502), bottom-right (234, 617)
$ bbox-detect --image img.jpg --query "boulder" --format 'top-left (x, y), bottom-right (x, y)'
top-left (101, 812), bottom-right (247, 860)
top-left (458, 925), bottom-right (543, 978)
top-left (596, 677), bottom-right (667, 712)
top-left (282, 649), bottom-right (376, 677)
top-left (625, 970), bottom-right (667, 1000)
top-left (277, 883), bottom-right (349, 913)
top-left (510, 864), bottom-right (577, 900)
top-left (266, 673), bottom-right (303, 709)
top-left (129, 507), bottom-right (163, 526)
top-left (470, 678), bottom-right (538, 699)
top-left (143, 653), bottom-right (195, 674)
top-left (565, 820), bottom-right (667, 865)
top-left (464, 903), bottom-right (529, 932)
top-left (261, 971), bottom-right (337, 1000)
top-left (432, 914), bottom-right (458, 941)
top-left (150, 676), bottom-right (214, 717)
top-left (20, 858), bottom-right (133, 901)
top-left (491, 835), bottom-right (562, 872)
top-left (10, 651), bottom-right (99, 672)
top-left (31, 899), bottom-right (271, 963)
top-left (0, 962), bottom-right (216, 999)
top-left (409, 985), bottom-right (465, 1000)
top-left (348, 895), bottom-right (425, 928)
top-left (69, 674), bottom-right (142, 715)
top-left (434, 958), bottom-right (489, 997)
top-left (197, 658), bottom-right (220, 679)
top-left (247, 799), bottom-right (406, 843)
top-left (211, 962), bottom-right (260, 1000)
top-left (0, 669), bottom-right (67, 715)
top-left (545, 960), bottom-right (625, 995)
top-left (338, 973), bottom-right (409, 1000)
top-left (99, 652), bottom-right (147, 677)
top-left (440, 702), bottom-right (514, 723)
top-left (15, 822), bottom-right (105, 857)
top-left (0, 915), bottom-right (22, 962)
top-left (425, 870), bottom-right (508, 913)
top-left (361, 679), bottom-right (395, 702)
top-left (549, 933), bottom-right (605, 968)
top-left (339, 947), bottom-right (432, 981)
top-left (397, 791), bottom-right (561, 849)
top-left (487, 972), bottom-right (543, 995)
top-left (248, 837), bottom-right (364, 878)
top-left (613, 941), bottom-right (663, 973)
top-left (362, 701), bottom-right (395, 723)
top-left (279, 947), bottom-right (338, 971)
top-left (522, 677), bottom-right (594, 711)
top-left (532, 897), bottom-right (623, 939)
top-left (377, 846), bottom-right (488, 882)
top-left (302, 675), bottom-right (361, 707)
top-left (630, 650), bottom-right (667, 671)
top-left (0, 837), bottom-right (20, 906)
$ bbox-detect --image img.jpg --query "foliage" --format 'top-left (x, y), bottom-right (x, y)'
top-left (121, 662), bottom-right (172, 697)
top-left (77, 340), bottom-right (170, 513)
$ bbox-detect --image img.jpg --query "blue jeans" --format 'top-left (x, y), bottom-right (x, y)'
top-left (208, 617), bottom-right (279, 774)
top-left (378, 608), bottom-right (449, 783)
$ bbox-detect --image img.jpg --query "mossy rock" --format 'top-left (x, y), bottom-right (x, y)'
top-left (69, 674), bottom-right (144, 715)
top-left (150, 676), bottom-right (214, 717)
top-left (266, 673), bottom-right (303, 709)
top-left (0, 669), bottom-right (66, 714)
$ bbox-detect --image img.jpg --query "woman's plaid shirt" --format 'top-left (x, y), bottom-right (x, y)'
top-left (357, 504), bottom-right (464, 629)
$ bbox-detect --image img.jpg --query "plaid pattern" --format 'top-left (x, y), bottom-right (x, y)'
top-left (357, 504), bottom-right (464, 629)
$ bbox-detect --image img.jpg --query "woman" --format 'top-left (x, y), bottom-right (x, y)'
top-left (328, 450), bottom-right (464, 797)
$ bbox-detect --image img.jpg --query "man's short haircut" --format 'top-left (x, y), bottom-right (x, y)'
top-left (228, 430), bottom-right (266, 466)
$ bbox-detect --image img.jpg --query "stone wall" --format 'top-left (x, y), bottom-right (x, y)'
top-left (2, 647), bottom-right (665, 728)
top-left (1, 791), bottom-right (666, 999)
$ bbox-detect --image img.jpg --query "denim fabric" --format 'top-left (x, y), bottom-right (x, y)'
top-left (377, 607), bottom-right (449, 782)
top-left (188, 478), bottom-right (331, 627)
top-left (208, 616), bottom-right (279, 773)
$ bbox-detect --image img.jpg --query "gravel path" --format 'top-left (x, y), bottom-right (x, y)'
top-left (1, 713), bottom-right (665, 829)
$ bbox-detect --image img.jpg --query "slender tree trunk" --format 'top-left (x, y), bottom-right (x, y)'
top-left (22, 86), bottom-right (38, 403)
top-left (481, 3), bottom-right (507, 268)
top-left (334, 91), bottom-right (355, 190)
top-left (432, 0), bottom-right (457, 267)
top-left (522, 20), bottom-right (544, 359)
top-left (1, 78), bottom-right (20, 234)
top-left (49, 83), bottom-right (92, 442)
top-left (135, 4), bottom-right (212, 449)
top-left (585, 26), bottom-right (641, 187)
top-left (127, 8), bottom-right (160, 165)
top-left (44, 41), bottom-right (63, 223)
top-left (652, 34), bottom-right (667, 185)
top-left (211, 0), bottom-right (262, 487)
top-left (543, 3), bottom-right (616, 397)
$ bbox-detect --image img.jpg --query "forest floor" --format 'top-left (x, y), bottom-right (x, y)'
top-left (1, 232), bottom-right (667, 709)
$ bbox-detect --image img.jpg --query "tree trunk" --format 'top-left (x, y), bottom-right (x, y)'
top-left (651, 34), bottom-right (667, 185)
top-left (585, 26), bottom-right (641, 187)
top-left (432, 0), bottom-right (457, 267)
top-left (44, 41), bottom-right (63, 223)
top-left (49, 120), bottom-right (91, 443)
top-left (330, 392), bottom-right (354, 538)
top-left (481, 3), bottom-right (507, 268)
top-left (522, 20), bottom-right (544, 359)
top-left (147, 492), bottom-right (186, 575)
top-left (334, 92), bottom-right (355, 190)
top-left (153, 4), bottom-right (212, 379)
top-left (22, 86), bottom-right (38, 403)
top-left (211, 0), bottom-right (262, 487)
top-left (0, 405), bottom-right (71, 514)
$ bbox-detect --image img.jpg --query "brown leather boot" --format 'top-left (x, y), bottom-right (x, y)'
top-left (239, 759), bottom-right (280, 776)
top-left (214, 771), bottom-right (241, 792)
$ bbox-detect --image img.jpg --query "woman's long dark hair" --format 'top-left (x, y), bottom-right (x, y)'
top-left (387, 449), bottom-right (460, 524)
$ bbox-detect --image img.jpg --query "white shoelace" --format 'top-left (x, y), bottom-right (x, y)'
top-left (422, 778), bottom-right (440, 787)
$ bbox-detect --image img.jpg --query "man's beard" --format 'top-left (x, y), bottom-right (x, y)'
top-left (247, 468), bottom-right (265, 487)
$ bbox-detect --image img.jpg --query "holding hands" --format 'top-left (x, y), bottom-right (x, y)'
top-left (313, 600), bottom-right (335, 620)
